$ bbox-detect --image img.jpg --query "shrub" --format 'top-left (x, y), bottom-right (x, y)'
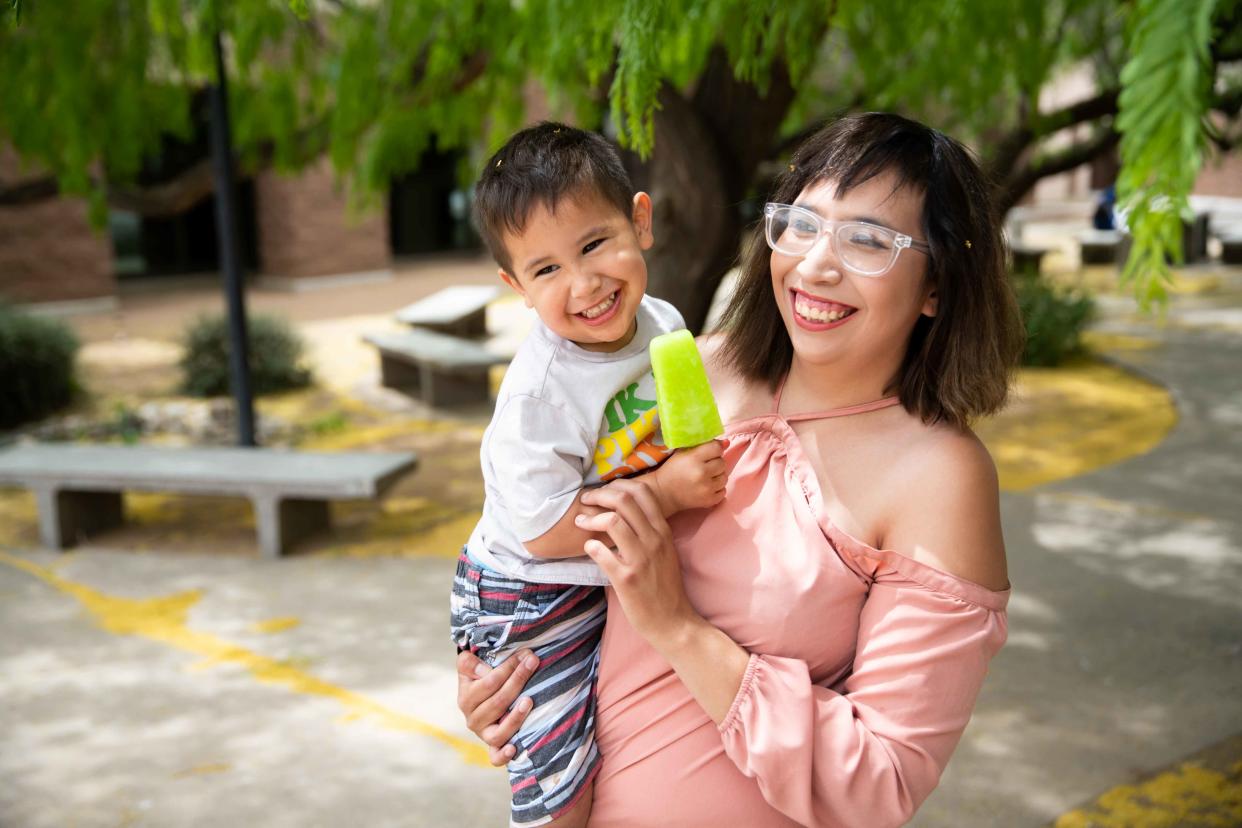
top-left (0, 303), bottom-right (80, 429)
top-left (1013, 273), bottom-right (1095, 367)
top-left (179, 312), bottom-right (313, 397)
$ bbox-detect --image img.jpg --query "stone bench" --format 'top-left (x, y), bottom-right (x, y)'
top-left (1011, 243), bottom-right (1053, 276)
top-left (363, 328), bottom-right (509, 407)
top-left (1219, 230), bottom-right (1242, 265)
top-left (394, 285), bottom-right (501, 338)
top-left (1078, 229), bottom-right (1125, 265)
top-left (0, 444), bottom-right (418, 558)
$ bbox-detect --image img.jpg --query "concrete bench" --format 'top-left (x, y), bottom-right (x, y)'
top-left (0, 444), bottom-right (418, 558)
top-left (1218, 230), bottom-right (1242, 265)
top-left (363, 328), bottom-right (509, 407)
top-left (394, 285), bottom-right (501, 338)
top-left (1078, 229), bottom-right (1125, 265)
top-left (1011, 243), bottom-right (1052, 276)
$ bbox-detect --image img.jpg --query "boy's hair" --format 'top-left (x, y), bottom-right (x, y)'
top-left (472, 122), bottom-right (635, 274)
top-left (716, 112), bottom-right (1024, 429)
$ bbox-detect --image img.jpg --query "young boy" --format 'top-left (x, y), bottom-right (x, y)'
top-left (450, 122), bottom-right (726, 828)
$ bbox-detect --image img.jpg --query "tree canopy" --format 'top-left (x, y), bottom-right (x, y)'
top-left (2, 0), bottom-right (1239, 313)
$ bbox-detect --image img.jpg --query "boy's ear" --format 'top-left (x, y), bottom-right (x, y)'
top-left (631, 192), bottom-right (654, 250)
top-left (498, 268), bottom-right (533, 308)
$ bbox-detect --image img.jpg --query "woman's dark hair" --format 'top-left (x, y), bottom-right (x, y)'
top-left (716, 112), bottom-right (1024, 428)
top-left (472, 121), bottom-right (634, 273)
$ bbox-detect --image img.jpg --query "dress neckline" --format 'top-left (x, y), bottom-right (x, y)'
top-left (772, 374), bottom-right (902, 422)
top-left (722, 388), bottom-right (1010, 610)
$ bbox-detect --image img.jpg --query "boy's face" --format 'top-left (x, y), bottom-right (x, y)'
top-left (498, 191), bottom-right (653, 353)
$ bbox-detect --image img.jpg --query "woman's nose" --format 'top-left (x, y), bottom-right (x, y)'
top-left (798, 235), bottom-right (844, 284)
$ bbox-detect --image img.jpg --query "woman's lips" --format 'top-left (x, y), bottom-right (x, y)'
top-left (791, 289), bottom-right (857, 331)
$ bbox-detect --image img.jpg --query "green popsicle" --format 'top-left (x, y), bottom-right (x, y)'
top-left (650, 329), bottom-right (724, 449)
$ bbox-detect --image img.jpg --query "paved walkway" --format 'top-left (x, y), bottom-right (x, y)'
top-left (914, 312), bottom-right (1242, 827)
top-left (2, 260), bottom-right (1240, 826)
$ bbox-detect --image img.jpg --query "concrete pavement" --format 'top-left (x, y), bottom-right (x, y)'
top-left (912, 313), bottom-right (1242, 827)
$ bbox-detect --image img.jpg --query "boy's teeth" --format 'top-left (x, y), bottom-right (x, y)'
top-left (581, 292), bottom-right (617, 319)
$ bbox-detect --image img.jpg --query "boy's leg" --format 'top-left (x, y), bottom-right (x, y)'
top-left (504, 582), bottom-right (606, 828)
top-left (541, 785), bottom-right (592, 828)
top-left (449, 553), bottom-right (605, 828)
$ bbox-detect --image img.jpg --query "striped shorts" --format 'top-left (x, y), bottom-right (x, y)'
top-left (450, 551), bottom-right (607, 828)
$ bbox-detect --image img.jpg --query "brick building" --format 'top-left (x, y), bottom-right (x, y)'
top-left (0, 144), bottom-right (473, 309)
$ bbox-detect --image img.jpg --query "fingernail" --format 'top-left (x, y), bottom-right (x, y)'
top-left (574, 514), bottom-right (585, 524)
top-left (474, 662), bottom-right (489, 678)
top-left (523, 654), bottom-right (539, 670)
top-left (518, 697), bottom-right (533, 713)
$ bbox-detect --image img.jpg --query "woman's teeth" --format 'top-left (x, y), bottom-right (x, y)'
top-left (580, 292), bottom-right (618, 319)
top-left (795, 300), bottom-right (854, 323)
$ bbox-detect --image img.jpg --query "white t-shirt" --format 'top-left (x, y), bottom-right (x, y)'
top-left (465, 295), bottom-right (685, 585)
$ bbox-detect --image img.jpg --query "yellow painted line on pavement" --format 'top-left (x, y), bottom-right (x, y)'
top-left (0, 550), bottom-right (490, 767)
top-left (172, 763), bottom-right (232, 778)
top-left (251, 616), bottom-right (301, 634)
top-left (1053, 758), bottom-right (1242, 827)
top-left (978, 358), bottom-right (1177, 492)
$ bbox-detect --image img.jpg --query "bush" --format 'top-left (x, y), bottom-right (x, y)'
top-left (1013, 273), bottom-right (1095, 367)
top-left (179, 312), bottom-right (313, 397)
top-left (0, 303), bottom-right (80, 429)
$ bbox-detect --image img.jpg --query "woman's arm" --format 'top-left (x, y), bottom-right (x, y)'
top-left (576, 478), bottom-right (750, 723)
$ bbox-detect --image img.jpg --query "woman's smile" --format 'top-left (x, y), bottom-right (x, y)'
top-left (791, 288), bottom-right (858, 330)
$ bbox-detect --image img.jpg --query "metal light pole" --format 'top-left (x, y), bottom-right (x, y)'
top-left (207, 27), bottom-right (256, 447)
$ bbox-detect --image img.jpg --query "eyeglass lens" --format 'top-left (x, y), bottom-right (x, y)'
top-left (766, 206), bottom-right (898, 274)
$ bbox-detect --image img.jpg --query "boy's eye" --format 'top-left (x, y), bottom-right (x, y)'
top-left (534, 264), bottom-right (559, 277)
top-left (582, 238), bottom-right (606, 254)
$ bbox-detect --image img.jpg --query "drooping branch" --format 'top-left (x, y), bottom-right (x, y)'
top-left (985, 88), bottom-right (1120, 188)
top-left (995, 128), bottom-right (1121, 215)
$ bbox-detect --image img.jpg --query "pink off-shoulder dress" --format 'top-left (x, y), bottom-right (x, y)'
top-left (588, 396), bottom-right (1010, 828)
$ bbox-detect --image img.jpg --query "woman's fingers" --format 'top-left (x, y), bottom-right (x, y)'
top-left (480, 694), bottom-right (534, 759)
top-left (577, 509), bottom-right (639, 565)
top-left (582, 478), bottom-right (670, 542)
top-left (457, 649), bottom-right (539, 738)
top-left (489, 744), bottom-right (515, 767)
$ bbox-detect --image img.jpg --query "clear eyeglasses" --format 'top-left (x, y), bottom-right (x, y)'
top-left (763, 203), bottom-right (930, 276)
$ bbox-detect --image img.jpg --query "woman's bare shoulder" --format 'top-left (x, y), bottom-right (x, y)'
top-left (695, 332), bottom-right (764, 421)
top-left (883, 423), bottom-right (1010, 592)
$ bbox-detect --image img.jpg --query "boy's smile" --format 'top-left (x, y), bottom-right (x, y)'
top-left (499, 191), bottom-right (653, 353)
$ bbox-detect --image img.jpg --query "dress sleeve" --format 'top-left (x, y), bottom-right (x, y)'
top-left (717, 562), bottom-right (1008, 828)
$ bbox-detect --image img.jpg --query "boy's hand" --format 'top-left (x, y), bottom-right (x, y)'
top-left (646, 440), bottom-right (727, 516)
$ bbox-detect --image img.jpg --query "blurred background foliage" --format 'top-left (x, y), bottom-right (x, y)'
top-left (2, 0), bottom-right (1239, 327)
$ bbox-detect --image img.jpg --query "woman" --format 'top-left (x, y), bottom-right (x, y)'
top-left (457, 112), bottom-right (1024, 827)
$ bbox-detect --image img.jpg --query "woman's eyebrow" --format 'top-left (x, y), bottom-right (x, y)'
top-left (792, 202), bottom-right (898, 231)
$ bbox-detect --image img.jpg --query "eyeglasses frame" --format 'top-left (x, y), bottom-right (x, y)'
top-left (763, 202), bottom-right (931, 276)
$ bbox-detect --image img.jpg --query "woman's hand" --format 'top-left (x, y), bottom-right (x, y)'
top-left (579, 477), bottom-right (752, 724)
top-left (455, 648), bottom-right (540, 766)
top-left (576, 478), bottom-right (701, 652)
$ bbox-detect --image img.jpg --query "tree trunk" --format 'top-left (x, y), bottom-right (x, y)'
top-left (632, 46), bottom-right (798, 334)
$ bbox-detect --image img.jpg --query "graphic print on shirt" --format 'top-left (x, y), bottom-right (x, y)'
top-left (591, 376), bottom-right (672, 483)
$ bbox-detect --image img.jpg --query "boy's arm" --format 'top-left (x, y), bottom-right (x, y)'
top-left (524, 440), bottom-right (727, 559)
top-left (521, 490), bottom-right (612, 559)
